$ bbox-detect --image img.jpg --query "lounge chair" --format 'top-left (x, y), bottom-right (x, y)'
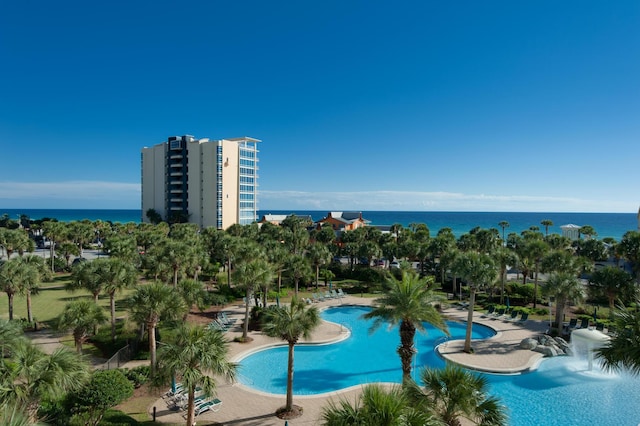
top-left (595, 322), bottom-right (605, 331)
top-left (481, 306), bottom-right (495, 318)
top-left (207, 319), bottom-right (228, 332)
top-left (324, 291), bottom-right (334, 299)
top-left (515, 312), bottom-right (529, 325)
top-left (503, 310), bottom-right (519, 322)
top-left (576, 318), bottom-right (590, 329)
top-left (337, 288), bottom-right (346, 298)
top-left (330, 289), bottom-right (339, 298)
top-left (491, 308), bottom-right (506, 319)
top-left (219, 312), bottom-right (237, 325)
top-left (566, 318), bottom-right (578, 330)
top-left (195, 398), bottom-right (222, 415)
top-left (312, 293), bottom-right (323, 302)
top-left (457, 302), bottom-right (469, 310)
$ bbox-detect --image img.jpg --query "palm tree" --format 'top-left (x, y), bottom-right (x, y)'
top-left (618, 231), bottom-right (640, 284)
top-left (41, 220), bottom-right (67, 272)
top-left (57, 299), bottom-right (108, 354)
top-left (232, 258), bottom-right (275, 341)
top-left (68, 260), bottom-right (103, 303)
top-left (176, 278), bottom-right (207, 320)
top-left (589, 266), bottom-right (636, 310)
top-left (307, 242), bottom-right (332, 289)
top-left (451, 252), bottom-right (496, 353)
top-left (0, 258), bottom-right (38, 321)
top-left (498, 221), bottom-right (509, 245)
top-left (521, 239), bottom-right (548, 308)
top-left (541, 219), bottom-right (554, 237)
top-left (19, 256), bottom-right (51, 324)
top-left (541, 272), bottom-right (586, 330)
top-left (287, 253), bottom-right (312, 295)
top-left (262, 297), bottom-right (321, 417)
top-left (157, 324), bottom-right (237, 426)
top-left (0, 341), bottom-right (89, 422)
top-left (129, 282), bottom-right (186, 376)
top-left (322, 383), bottom-right (442, 426)
top-left (405, 364), bottom-right (507, 426)
top-left (98, 258), bottom-right (138, 342)
top-left (363, 271), bottom-right (448, 382)
top-left (596, 297), bottom-right (640, 375)
top-left (494, 247), bottom-right (518, 305)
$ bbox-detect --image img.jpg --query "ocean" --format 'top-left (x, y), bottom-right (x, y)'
top-left (1, 209), bottom-right (637, 241)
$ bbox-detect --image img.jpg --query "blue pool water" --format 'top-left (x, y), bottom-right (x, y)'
top-left (238, 306), bottom-right (640, 425)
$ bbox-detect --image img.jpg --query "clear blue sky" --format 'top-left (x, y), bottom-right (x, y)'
top-left (1, 1), bottom-right (638, 212)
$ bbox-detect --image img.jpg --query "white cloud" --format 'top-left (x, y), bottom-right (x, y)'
top-left (0, 181), bottom-right (140, 208)
top-left (258, 190), bottom-right (636, 213)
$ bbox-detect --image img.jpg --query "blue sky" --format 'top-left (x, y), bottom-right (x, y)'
top-left (1, 1), bottom-right (638, 212)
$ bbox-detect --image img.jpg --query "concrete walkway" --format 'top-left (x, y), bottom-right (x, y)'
top-left (149, 297), bottom-right (548, 425)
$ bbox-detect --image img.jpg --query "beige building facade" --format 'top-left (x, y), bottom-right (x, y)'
top-left (141, 135), bottom-right (260, 229)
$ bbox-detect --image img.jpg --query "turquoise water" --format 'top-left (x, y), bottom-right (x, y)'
top-left (239, 306), bottom-right (640, 426)
top-left (1, 209), bottom-right (637, 240)
top-left (238, 305), bottom-right (495, 393)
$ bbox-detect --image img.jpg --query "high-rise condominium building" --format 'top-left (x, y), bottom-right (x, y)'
top-left (141, 135), bottom-right (260, 229)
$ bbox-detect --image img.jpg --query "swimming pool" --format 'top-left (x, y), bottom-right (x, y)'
top-left (238, 305), bottom-right (640, 425)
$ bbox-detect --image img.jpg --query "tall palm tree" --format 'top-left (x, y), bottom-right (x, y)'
top-left (232, 258), bottom-right (275, 341)
top-left (596, 296), bottom-right (640, 375)
top-left (57, 299), bottom-right (108, 354)
top-left (451, 252), bottom-right (496, 353)
top-left (541, 272), bottom-right (586, 330)
top-left (363, 271), bottom-right (448, 382)
top-left (41, 220), bottom-right (67, 272)
top-left (522, 239), bottom-right (548, 308)
top-left (176, 278), bottom-right (207, 320)
top-left (87, 258), bottom-right (138, 342)
top-left (68, 260), bottom-right (103, 303)
top-left (262, 297), bottom-right (321, 416)
top-left (405, 364), bottom-right (507, 426)
top-left (307, 242), bottom-right (332, 289)
top-left (129, 282), bottom-right (186, 376)
top-left (0, 341), bottom-right (89, 422)
top-left (494, 247), bottom-right (518, 305)
top-left (322, 383), bottom-right (442, 426)
top-left (158, 324), bottom-right (237, 426)
top-left (287, 253), bottom-right (312, 295)
top-left (589, 266), bottom-right (636, 309)
top-left (0, 258), bottom-right (37, 321)
top-left (16, 255), bottom-right (51, 324)
top-left (498, 221), bottom-right (510, 245)
top-left (540, 219), bottom-right (554, 237)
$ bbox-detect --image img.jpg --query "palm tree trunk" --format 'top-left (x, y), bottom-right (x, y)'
top-left (464, 287), bottom-right (476, 353)
top-left (149, 322), bottom-right (157, 377)
top-left (315, 265), bottom-right (319, 289)
top-left (398, 320), bottom-right (416, 383)
top-left (243, 290), bottom-right (251, 340)
top-left (110, 292), bottom-right (116, 342)
top-left (286, 342), bottom-right (295, 411)
top-left (8, 292), bottom-right (14, 321)
top-left (26, 291), bottom-right (33, 324)
top-left (533, 265), bottom-right (540, 308)
top-left (186, 385), bottom-right (196, 426)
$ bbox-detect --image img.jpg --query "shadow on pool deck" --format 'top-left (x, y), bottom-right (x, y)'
top-left (140, 297), bottom-right (547, 425)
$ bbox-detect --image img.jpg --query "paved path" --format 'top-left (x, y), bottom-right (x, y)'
top-left (149, 297), bottom-right (548, 426)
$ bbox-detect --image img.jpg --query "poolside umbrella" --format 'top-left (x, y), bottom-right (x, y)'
top-left (506, 296), bottom-right (510, 310)
top-left (593, 307), bottom-right (597, 322)
top-left (329, 280), bottom-right (332, 290)
top-left (276, 294), bottom-right (280, 307)
top-left (171, 376), bottom-right (176, 393)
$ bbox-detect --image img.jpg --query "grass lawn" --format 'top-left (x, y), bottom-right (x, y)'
top-left (0, 272), bottom-right (137, 326)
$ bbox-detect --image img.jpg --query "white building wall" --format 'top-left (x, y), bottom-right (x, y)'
top-left (220, 140), bottom-right (240, 230)
top-left (141, 144), bottom-right (167, 223)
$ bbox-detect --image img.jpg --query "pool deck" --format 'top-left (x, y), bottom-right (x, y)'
top-left (143, 296), bottom-right (548, 425)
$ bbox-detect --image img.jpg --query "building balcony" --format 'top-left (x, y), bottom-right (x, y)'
top-left (170, 189), bottom-right (183, 194)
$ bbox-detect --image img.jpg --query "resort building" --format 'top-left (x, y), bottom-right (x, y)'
top-left (141, 135), bottom-right (260, 229)
top-left (318, 211), bottom-right (369, 232)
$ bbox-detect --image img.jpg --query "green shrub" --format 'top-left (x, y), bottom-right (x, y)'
top-left (121, 365), bottom-right (150, 388)
top-left (68, 370), bottom-right (134, 426)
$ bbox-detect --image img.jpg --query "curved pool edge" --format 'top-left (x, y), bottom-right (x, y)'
top-left (437, 307), bottom-right (547, 374)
